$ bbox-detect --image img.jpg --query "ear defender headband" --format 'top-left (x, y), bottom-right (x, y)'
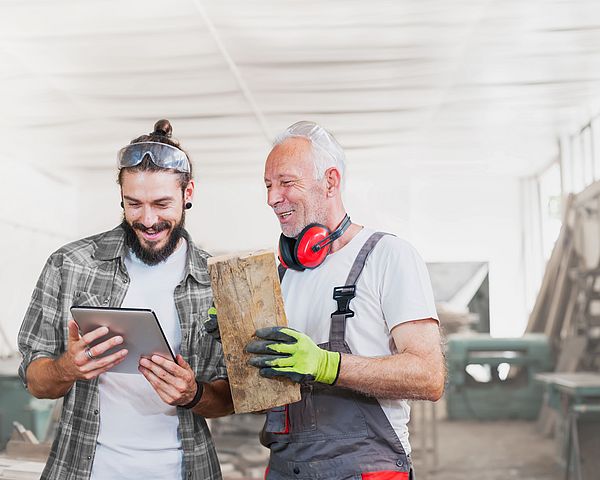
top-left (278, 214), bottom-right (351, 271)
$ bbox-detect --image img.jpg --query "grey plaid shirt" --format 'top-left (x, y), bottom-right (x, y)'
top-left (18, 225), bottom-right (227, 480)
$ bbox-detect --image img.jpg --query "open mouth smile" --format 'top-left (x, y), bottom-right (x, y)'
top-left (277, 210), bottom-right (294, 221)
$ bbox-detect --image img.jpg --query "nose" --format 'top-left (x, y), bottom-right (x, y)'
top-left (140, 205), bottom-right (159, 227)
top-left (267, 185), bottom-right (283, 208)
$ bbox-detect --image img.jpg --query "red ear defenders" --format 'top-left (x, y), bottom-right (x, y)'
top-left (278, 215), bottom-right (351, 271)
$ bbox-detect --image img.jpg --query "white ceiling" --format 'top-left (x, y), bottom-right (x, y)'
top-left (2, 0), bottom-right (600, 180)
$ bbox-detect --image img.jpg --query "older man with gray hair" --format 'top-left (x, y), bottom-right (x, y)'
top-left (244, 121), bottom-right (446, 480)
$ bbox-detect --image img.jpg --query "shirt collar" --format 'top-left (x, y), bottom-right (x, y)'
top-left (93, 225), bottom-right (127, 261)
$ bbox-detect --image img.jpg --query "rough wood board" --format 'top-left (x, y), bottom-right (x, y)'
top-left (544, 239), bottom-right (576, 342)
top-left (559, 282), bottom-right (579, 340)
top-left (526, 224), bottom-right (566, 333)
top-left (208, 250), bottom-right (301, 413)
top-left (526, 194), bottom-right (575, 334)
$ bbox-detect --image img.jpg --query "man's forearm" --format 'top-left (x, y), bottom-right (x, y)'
top-left (26, 357), bottom-right (75, 399)
top-left (336, 352), bottom-right (446, 401)
top-left (192, 379), bottom-right (234, 418)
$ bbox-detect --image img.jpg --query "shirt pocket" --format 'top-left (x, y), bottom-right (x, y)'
top-left (188, 312), bottom-right (225, 382)
top-left (72, 290), bottom-right (108, 308)
top-left (186, 313), bottom-right (207, 361)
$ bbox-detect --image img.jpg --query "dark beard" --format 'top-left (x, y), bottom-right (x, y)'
top-left (121, 213), bottom-right (186, 266)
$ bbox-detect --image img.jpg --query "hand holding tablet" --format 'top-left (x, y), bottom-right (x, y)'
top-left (70, 306), bottom-right (176, 375)
top-left (57, 319), bottom-right (129, 382)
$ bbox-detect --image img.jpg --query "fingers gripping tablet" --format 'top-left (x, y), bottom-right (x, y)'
top-left (70, 306), bottom-right (175, 374)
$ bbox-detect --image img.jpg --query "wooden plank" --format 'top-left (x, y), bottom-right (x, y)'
top-left (526, 194), bottom-right (575, 333)
top-left (574, 178), bottom-right (600, 207)
top-left (208, 250), bottom-right (301, 413)
top-left (525, 224), bottom-right (565, 333)
top-left (559, 282), bottom-right (579, 340)
top-left (10, 423), bottom-right (38, 445)
top-left (544, 239), bottom-right (576, 343)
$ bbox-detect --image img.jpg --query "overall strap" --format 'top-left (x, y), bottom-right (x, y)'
top-left (345, 231), bottom-right (389, 286)
top-left (278, 264), bottom-right (286, 282)
top-left (329, 232), bottom-right (390, 349)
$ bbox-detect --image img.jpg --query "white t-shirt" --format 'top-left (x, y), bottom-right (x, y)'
top-left (280, 228), bottom-right (438, 454)
top-left (91, 240), bottom-right (187, 480)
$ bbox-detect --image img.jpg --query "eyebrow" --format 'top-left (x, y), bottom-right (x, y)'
top-left (123, 195), bottom-right (175, 203)
top-left (265, 174), bottom-right (297, 182)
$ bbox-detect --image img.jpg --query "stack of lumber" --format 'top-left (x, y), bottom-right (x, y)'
top-left (527, 183), bottom-right (600, 433)
top-left (527, 185), bottom-right (600, 357)
top-left (4, 422), bottom-right (51, 461)
top-left (525, 194), bottom-right (578, 345)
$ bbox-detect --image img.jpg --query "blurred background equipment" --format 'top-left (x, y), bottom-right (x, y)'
top-left (0, 358), bottom-right (54, 452)
top-left (445, 333), bottom-right (553, 420)
top-left (428, 262), bottom-right (489, 334)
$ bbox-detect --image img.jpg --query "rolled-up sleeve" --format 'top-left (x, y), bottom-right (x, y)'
top-left (18, 254), bottom-right (64, 388)
top-left (209, 340), bottom-right (228, 382)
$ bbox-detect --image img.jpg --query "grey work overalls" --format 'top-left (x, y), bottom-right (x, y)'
top-left (261, 232), bottom-right (414, 480)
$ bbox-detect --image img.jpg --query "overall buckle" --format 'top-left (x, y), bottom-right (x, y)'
top-left (333, 285), bottom-right (356, 317)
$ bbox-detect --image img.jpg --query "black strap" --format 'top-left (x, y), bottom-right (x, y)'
top-left (278, 264), bottom-right (286, 282)
top-left (180, 380), bottom-right (204, 409)
top-left (329, 232), bottom-right (390, 349)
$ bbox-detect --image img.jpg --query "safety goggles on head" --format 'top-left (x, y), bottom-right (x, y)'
top-left (117, 142), bottom-right (190, 173)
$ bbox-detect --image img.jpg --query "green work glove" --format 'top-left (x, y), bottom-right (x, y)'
top-left (246, 327), bottom-right (341, 385)
top-left (204, 306), bottom-right (221, 343)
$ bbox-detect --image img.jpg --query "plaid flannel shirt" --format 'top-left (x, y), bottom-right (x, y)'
top-left (18, 225), bottom-right (227, 480)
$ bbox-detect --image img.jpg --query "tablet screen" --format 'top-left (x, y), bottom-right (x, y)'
top-left (70, 306), bottom-right (176, 374)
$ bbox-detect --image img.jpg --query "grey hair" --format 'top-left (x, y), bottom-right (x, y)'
top-left (273, 121), bottom-right (346, 182)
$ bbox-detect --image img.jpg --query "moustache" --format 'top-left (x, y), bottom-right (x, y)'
top-left (131, 221), bottom-right (171, 234)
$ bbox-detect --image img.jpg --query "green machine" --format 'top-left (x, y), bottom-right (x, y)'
top-left (0, 356), bottom-right (55, 449)
top-left (446, 333), bottom-right (553, 420)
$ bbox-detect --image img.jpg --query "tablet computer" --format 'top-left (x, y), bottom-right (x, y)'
top-left (70, 306), bottom-right (176, 375)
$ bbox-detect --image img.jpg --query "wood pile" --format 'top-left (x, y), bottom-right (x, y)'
top-left (527, 183), bottom-right (600, 433)
top-left (4, 422), bottom-right (51, 462)
top-left (525, 194), bottom-right (577, 342)
top-left (526, 188), bottom-right (600, 362)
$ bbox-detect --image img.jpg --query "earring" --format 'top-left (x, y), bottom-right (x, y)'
top-left (185, 202), bottom-right (192, 210)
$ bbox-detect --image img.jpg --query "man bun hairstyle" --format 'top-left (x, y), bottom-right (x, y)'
top-left (117, 119), bottom-right (193, 191)
top-left (152, 119), bottom-right (172, 138)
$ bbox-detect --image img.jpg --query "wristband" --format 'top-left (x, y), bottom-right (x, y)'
top-left (181, 380), bottom-right (204, 409)
top-left (331, 352), bottom-right (342, 385)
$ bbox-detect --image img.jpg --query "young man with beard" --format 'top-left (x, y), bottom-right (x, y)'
top-left (18, 120), bottom-right (233, 480)
top-left (243, 121), bottom-right (446, 479)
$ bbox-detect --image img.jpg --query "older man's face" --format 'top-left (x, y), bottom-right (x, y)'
top-left (264, 137), bottom-right (328, 238)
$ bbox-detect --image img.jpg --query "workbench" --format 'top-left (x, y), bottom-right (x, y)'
top-left (535, 372), bottom-right (600, 480)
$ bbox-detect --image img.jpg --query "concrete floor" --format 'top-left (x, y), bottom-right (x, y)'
top-left (0, 409), bottom-right (565, 479)
top-left (211, 414), bottom-right (564, 480)
top-left (411, 420), bottom-right (562, 480)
